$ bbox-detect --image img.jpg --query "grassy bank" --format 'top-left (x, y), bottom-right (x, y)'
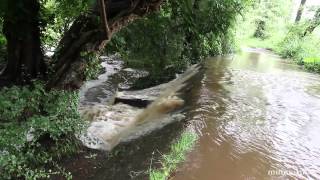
top-left (240, 31), bottom-right (320, 74)
top-left (149, 131), bottom-right (198, 180)
top-left (237, 19), bottom-right (320, 73)
top-left (235, 0), bottom-right (320, 74)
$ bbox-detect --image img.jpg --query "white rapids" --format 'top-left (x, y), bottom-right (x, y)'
top-left (78, 64), bottom-right (200, 151)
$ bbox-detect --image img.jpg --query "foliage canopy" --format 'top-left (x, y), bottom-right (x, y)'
top-left (107, 0), bottom-right (250, 88)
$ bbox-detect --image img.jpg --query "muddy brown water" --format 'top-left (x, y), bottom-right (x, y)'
top-left (172, 48), bottom-right (320, 180)
top-left (62, 49), bottom-right (320, 180)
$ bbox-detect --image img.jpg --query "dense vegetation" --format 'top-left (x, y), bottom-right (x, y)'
top-left (0, 82), bottom-right (84, 179)
top-left (0, 0), bottom-right (249, 179)
top-left (107, 0), bottom-right (249, 88)
top-left (0, 0), bottom-right (92, 178)
top-left (237, 0), bottom-right (320, 73)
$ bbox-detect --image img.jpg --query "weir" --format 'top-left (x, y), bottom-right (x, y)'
top-left (79, 62), bottom-right (200, 150)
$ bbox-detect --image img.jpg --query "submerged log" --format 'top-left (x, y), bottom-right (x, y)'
top-left (114, 64), bottom-right (201, 107)
top-left (115, 83), bottom-right (168, 103)
top-left (114, 98), bottom-right (151, 108)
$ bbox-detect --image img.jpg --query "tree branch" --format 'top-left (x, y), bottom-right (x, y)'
top-left (99, 0), bottom-right (111, 39)
top-left (49, 0), bottom-right (165, 89)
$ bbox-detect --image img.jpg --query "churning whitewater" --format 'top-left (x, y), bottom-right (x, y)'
top-left (78, 61), bottom-right (200, 151)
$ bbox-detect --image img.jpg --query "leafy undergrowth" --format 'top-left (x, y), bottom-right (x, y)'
top-left (234, 0), bottom-right (320, 74)
top-left (0, 82), bottom-right (85, 179)
top-left (149, 131), bottom-right (198, 180)
top-left (275, 24), bottom-right (320, 72)
top-left (303, 57), bottom-right (320, 73)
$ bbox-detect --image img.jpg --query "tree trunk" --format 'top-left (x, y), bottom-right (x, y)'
top-left (47, 0), bottom-right (164, 90)
top-left (0, 0), bottom-right (46, 86)
top-left (302, 8), bottom-right (320, 37)
top-left (295, 0), bottom-right (307, 23)
top-left (0, 0), bottom-right (163, 89)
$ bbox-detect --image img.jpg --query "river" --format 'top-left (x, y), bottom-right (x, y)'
top-left (172, 48), bottom-right (320, 180)
top-left (64, 48), bottom-right (320, 180)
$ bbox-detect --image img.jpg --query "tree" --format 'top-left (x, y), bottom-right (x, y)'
top-left (108, 0), bottom-right (248, 72)
top-left (295, 0), bottom-right (307, 23)
top-left (0, 0), bottom-right (164, 89)
top-left (302, 7), bottom-right (320, 36)
top-left (0, 0), bottom-right (46, 86)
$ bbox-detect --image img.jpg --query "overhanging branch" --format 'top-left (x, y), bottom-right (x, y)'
top-left (99, 0), bottom-right (111, 39)
top-left (48, 0), bottom-right (165, 89)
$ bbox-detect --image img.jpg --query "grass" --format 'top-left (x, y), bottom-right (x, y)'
top-left (149, 131), bottom-right (198, 180)
top-left (304, 57), bottom-right (320, 72)
top-left (304, 57), bottom-right (320, 63)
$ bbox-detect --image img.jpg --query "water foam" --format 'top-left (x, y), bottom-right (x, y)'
top-left (79, 64), bottom-right (200, 151)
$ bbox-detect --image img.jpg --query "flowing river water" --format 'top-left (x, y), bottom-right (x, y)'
top-left (63, 49), bottom-right (320, 180)
top-left (172, 48), bottom-right (320, 180)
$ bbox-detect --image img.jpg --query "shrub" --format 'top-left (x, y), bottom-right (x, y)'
top-left (0, 82), bottom-right (85, 179)
top-left (277, 24), bottom-right (320, 73)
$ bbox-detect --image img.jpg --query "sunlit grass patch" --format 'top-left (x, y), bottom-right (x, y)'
top-left (149, 131), bottom-right (198, 180)
top-left (304, 58), bottom-right (320, 73)
top-left (304, 57), bottom-right (320, 63)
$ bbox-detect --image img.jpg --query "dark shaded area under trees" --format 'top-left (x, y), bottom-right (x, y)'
top-left (0, 0), bottom-right (164, 89)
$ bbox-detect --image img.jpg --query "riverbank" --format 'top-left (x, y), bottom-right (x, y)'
top-left (149, 131), bottom-right (198, 180)
top-left (58, 120), bottom-right (190, 179)
top-left (0, 82), bottom-right (84, 179)
top-left (58, 117), bottom-right (199, 180)
top-left (241, 37), bottom-right (320, 73)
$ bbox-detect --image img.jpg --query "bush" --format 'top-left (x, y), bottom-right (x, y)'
top-left (277, 24), bottom-right (320, 72)
top-left (81, 51), bottom-right (103, 80)
top-left (0, 82), bottom-right (85, 179)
